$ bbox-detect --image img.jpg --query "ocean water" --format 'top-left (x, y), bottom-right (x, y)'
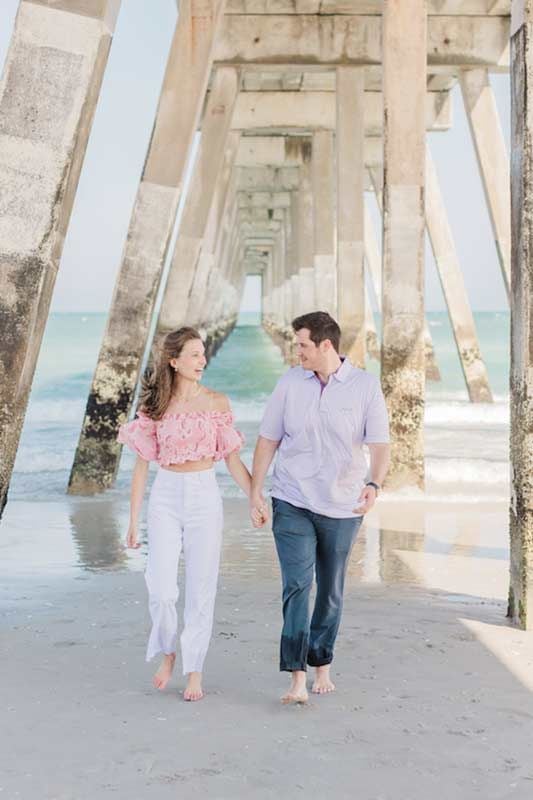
top-left (9, 310), bottom-right (510, 505)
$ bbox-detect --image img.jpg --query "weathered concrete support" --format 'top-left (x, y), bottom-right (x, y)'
top-left (508, 1), bottom-right (533, 630)
top-left (237, 191), bottom-right (291, 209)
top-left (369, 165), bottom-right (441, 382)
top-left (425, 147), bottom-right (493, 403)
top-left (201, 163), bottom-right (241, 354)
top-left (312, 131), bottom-right (337, 316)
top-left (0, 0), bottom-right (121, 512)
top-left (294, 157), bottom-right (316, 316)
top-left (187, 132), bottom-right (241, 329)
top-left (336, 67), bottom-right (365, 367)
top-left (235, 133), bottom-right (383, 171)
top-left (224, 1), bottom-right (509, 15)
top-left (211, 183), bottom-right (239, 313)
top-left (215, 15), bottom-right (510, 68)
top-left (287, 193), bottom-right (299, 320)
top-left (460, 67), bottom-right (511, 299)
top-left (364, 288), bottom-right (380, 361)
top-left (381, 0), bottom-right (427, 490)
top-left (69, 0), bottom-right (225, 495)
top-left (231, 89), bottom-right (452, 134)
top-left (157, 67), bottom-right (240, 336)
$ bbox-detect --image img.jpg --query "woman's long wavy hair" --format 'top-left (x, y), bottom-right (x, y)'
top-left (139, 327), bottom-right (203, 420)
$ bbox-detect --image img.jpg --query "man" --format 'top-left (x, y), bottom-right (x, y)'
top-left (251, 311), bottom-right (390, 704)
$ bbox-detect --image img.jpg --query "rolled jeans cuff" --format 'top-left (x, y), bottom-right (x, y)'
top-left (307, 653), bottom-right (333, 668)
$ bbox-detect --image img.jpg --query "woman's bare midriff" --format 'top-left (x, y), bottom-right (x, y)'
top-left (161, 458), bottom-right (214, 473)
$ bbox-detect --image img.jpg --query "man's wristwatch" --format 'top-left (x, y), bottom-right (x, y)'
top-left (366, 481), bottom-right (380, 495)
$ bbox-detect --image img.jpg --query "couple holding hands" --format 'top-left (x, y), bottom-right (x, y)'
top-left (119, 311), bottom-right (390, 703)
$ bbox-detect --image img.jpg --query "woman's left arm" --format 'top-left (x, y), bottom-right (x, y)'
top-left (224, 451), bottom-right (252, 497)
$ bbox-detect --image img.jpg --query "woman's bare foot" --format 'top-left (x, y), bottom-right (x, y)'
top-left (281, 670), bottom-right (309, 704)
top-left (183, 671), bottom-right (204, 702)
top-left (312, 664), bottom-right (335, 694)
top-left (152, 653), bottom-right (176, 690)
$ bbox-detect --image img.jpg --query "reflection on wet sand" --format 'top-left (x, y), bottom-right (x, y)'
top-left (69, 499), bottom-right (128, 572)
top-left (0, 495), bottom-right (510, 606)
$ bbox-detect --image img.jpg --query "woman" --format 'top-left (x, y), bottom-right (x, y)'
top-left (118, 327), bottom-right (254, 702)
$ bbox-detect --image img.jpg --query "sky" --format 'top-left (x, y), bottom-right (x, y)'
top-left (0, 1), bottom-right (510, 312)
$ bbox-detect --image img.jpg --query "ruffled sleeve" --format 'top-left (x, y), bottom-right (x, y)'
top-left (117, 410), bottom-right (158, 462)
top-left (214, 411), bottom-right (244, 461)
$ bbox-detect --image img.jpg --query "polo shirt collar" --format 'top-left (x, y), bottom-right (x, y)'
top-left (304, 356), bottom-right (351, 382)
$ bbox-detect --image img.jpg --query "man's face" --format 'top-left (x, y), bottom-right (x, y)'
top-left (295, 328), bottom-right (328, 371)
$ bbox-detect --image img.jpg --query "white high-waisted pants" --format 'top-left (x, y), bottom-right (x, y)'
top-left (145, 467), bottom-right (223, 673)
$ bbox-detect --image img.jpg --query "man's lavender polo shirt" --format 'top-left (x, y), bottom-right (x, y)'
top-left (259, 359), bottom-right (390, 519)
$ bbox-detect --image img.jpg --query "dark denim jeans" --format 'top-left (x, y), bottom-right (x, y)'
top-left (272, 497), bottom-right (363, 672)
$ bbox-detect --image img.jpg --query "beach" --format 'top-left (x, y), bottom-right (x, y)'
top-left (3, 313), bottom-right (532, 800)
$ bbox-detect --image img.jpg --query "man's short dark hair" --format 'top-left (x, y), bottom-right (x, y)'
top-left (292, 311), bottom-right (341, 353)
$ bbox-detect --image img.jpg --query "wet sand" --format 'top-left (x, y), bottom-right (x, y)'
top-left (3, 494), bottom-right (533, 799)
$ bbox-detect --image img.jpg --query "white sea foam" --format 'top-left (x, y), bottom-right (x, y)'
top-left (424, 401), bottom-right (509, 427)
top-left (13, 449), bottom-right (69, 474)
top-left (379, 488), bottom-right (509, 504)
top-left (426, 456), bottom-right (508, 485)
top-left (25, 399), bottom-right (85, 426)
top-left (230, 398), bottom-right (268, 424)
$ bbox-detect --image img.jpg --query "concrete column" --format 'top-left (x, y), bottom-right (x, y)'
top-left (382, 0), bottom-right (427, 490)
top-left (369, 165), bottom-right (440, 382)
top-left (209, 182), bottom-right (238, 322)
top-left (362, 204), bottom-right (381, 360)
top-left (202, 168), bottom-right (240, 351)
top-left (157, 67), bottom-right (240, 336)
top-left (0, 0), bottom-right (121, 511)
top-left (312, 131), bottom-right (337, 316)
top-left (187, 132), bottom-right (241, 329)
top-left (69, 0), bottom-right (225, 495)
top-left (460, 68), bottom-right (511, 300)
top-left (262, 251), bottom-right (271, 324)
top-left (295, 157), bottom-right (316, 315)
top-left (425, 148), bottom-right (493, 403)
top-left (288, 191), bottom-right (300, 316)
top-left (336, 67), bottom-right (365, 367)
top-left (364, 288), bottom-right (379, 361)
top-left (283, 200), bottom-right (299, 362)
top-left (509, 2), bottom-right (533, 629)
top-left (216, 199), bottom-right (239, 318)
top-left (275, 219), bottom-right (287, 332)
top-left (268, 229), bottom-right (284, 343)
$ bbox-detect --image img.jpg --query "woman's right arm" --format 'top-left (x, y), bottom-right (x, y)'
top-left (126, 456), bottom-right (150, 548)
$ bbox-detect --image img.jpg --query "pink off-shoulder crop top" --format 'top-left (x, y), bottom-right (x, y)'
top-left (117, 409), bottom-right (244, 466)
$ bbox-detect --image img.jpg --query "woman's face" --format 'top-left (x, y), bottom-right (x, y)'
top-left (170, 338), bottom-right (207, 382)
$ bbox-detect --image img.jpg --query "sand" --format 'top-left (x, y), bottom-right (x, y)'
top-left (2, 494), bottom-right (533, 800)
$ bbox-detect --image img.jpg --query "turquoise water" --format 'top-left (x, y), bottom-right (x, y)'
top-left (9, 310), bottom-right (510, 503)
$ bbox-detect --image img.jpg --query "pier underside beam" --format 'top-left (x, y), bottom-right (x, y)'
top-left (214, 14), bottom-right (509, 68)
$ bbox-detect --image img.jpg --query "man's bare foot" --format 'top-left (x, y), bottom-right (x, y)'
top-left (312, 664), bottom-right (335, 694)
top-left (183, 671), bottom-right (204, 702)
top-left (281, 670), bottom-right (309, 705)
top-left (152, 653), bottom-right (176, 690)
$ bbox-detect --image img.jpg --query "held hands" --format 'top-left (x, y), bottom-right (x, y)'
top-left (353, 484), bottom-right (377, 515)
top-left (250, 492), bottom-right (269, 528)
top-left (126, 524), bottom-right (141, 549)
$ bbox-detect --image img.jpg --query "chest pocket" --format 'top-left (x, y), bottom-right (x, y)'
top-left (281, 419), bottom-right (322, 479)
top-left (337, 406), bottom-right (364, 443)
